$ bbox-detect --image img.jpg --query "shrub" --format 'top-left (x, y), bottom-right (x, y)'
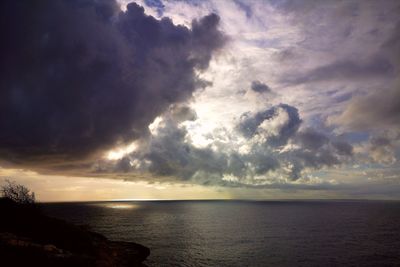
top-left (1, 179), bottom-right (35, 204)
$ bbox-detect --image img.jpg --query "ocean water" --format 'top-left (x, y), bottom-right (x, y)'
top-left (41, 200), bottom-right (400, 267)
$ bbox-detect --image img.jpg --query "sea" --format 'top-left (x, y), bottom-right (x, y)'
top-left (40, 200), bottom-right (400, 267)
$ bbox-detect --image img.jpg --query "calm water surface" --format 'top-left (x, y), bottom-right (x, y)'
top-left (41, 201), bottom-right (400, 266)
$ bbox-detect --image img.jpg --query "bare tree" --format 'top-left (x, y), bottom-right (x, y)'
top-left (1, 179), bottom-right (35, 204)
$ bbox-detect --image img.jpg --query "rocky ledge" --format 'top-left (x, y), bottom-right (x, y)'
top-left (0, 198), bottom-right (150, 267)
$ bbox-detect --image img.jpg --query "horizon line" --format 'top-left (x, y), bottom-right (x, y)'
top-left (37, 198), bottom-right (400, 204)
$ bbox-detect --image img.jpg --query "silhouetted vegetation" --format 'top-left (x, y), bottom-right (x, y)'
top-left (1, 179), bottom-right (35, 204)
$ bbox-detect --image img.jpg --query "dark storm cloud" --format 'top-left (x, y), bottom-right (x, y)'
top-left (0, 0), bottom-right (225, 169)
top-left (250, 81), bottom-right (272, 94)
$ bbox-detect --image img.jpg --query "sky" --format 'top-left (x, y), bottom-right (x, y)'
top-left (0, 0), bottom-right (400, 201)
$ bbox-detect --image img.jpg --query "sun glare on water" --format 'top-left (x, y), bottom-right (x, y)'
top-left (100, 203), bottom-right (139, 210)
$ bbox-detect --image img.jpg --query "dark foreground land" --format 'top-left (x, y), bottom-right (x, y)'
top-left (0, 198), bottom-right (150, 267)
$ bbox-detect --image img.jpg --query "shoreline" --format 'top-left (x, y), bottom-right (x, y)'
top-left (0, 198), bottom-right (150, 267)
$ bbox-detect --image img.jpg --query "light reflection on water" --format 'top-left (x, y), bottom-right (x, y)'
top-left (94, 202), bottom-right (139, 210)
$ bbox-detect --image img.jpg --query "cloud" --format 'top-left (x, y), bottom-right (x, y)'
top-left (282, 128), bottom-right (353, 180)
top-left (294, 129), bottom-right (328, 150)
top-left (327, 21), bottom-right (400, 133)
top-left (332, 141), bottom-right (353, 156)
top-left (0, 0), bottom-right (225, 169)
top-left (282, 57), bottom-right (394, 85)
top-left (350, 133), bottom-right (398, 167)
top-left (329, 83), bottom-right (400, 132)
top-left (105, 106), bottom-right (229, 182)
top-left (383, 22), bottom-right (400, 71)
top-left (102, 103), bottom-right (352, 187)
top-left (368, 136), bottom-right (397, 165)
top-left (326, 18), bottom-right (400, 133)
top-left (1, 0), bottom-right (398, 197)
top-left (237, 104), bottom-right (301, 147)
top-left (324, 19), bottom-right (400, 180)
top-left (250, 80), bottom-right (272, 93)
